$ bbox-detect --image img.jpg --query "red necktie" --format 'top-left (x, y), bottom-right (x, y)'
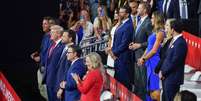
top-left (48, 42), bottom-right (56, 57)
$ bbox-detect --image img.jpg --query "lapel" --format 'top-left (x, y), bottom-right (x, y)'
top-left (135, 17), bottom-right (148, 37)
top-left (49, 42), bottom-right (62, 59)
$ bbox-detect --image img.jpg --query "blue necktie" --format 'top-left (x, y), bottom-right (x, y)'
top-left (135, 18), bottom-right (141, 34)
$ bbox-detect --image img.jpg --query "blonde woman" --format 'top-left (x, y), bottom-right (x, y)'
top-left (93, 5), bottom-right (112, 40)
top-left (72, 52), bottom-right (106, 101)
top-left (138, 11), bottom-right (165, 101)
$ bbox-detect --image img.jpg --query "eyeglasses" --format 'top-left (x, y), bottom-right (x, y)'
top-left (67, 51), bottom-right (74, 54)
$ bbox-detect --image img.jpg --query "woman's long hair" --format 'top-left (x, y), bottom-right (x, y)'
top-left (85, 52), bottom-right (106, 84)
top-left (152, 11), bottom-right (165, 33)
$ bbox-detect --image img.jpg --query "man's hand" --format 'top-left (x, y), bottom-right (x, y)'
top-left (159, 71), bottom-right (165, 80)
top-left (30, 52), bottom-right (40, 62)
top-left (137, 58), bottom-right (145, 66)
top-left (129, 42), bottom-right (134, 50)
top-left (57, 88), bottom-right (63, 99)
top-left (129, 43), bottom-right (141, 50)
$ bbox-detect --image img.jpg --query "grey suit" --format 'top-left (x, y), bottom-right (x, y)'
top-left (132, 16), bottom-right (152, 100)
top-left (198, 0), bottom-right (201, 37)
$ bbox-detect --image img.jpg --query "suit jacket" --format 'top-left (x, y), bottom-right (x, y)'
top-left (161, 36), bottom-right (187, 85)
top-left (64, 59), bottom-right (86, 101)
top-left (198, 0), bottom-right (201, 14)
top-left (40, 32), bottom-right (51, 67)
top-left (155, 38), bottom-right (172, 74)
top-left (133, 17), bottom-right (152, 61)
top-left (187, 0), bottom-right (199, 19)
top-left (112, 18), bottom-right (133, 89)
top-left (163, 0), bottom-right (180, 19)
top-left (55, 49), bottom-right (71, 91)
top-left (112, 18), bottom-right (133, 63)
top-left (78, 68), bottom-right (103, 101)
top-left (43, 41), bottom-right (65, 87)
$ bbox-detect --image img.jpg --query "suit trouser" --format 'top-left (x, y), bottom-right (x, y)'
top-left (162, 82), bottom-right (180, 101)
top-left (47, 87), bottom-right (58, 101)
top-left (133, 63), bottom-right (147, 101)
top-left (37, 69), bottom-right (48, 100)
top-left (114, 59), bottom-right (131, 90)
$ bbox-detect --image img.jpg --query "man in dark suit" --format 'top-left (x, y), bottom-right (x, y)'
top-left (43, 25), bottom-right (65, 101)
top-left (55, 29), bottom-right (76, 100)
top-left (198, 0), bottom-right (201, 37)
top-left (129, 2), bottom-right (152, 100)
top-left (58, 45), bottom-right (86, 101)
top-left (128, 0), bottom-right (139, 88)
top-left (159, 20), bottom-right (188, 101)
top-left (106, 6), bottom-right (133, 90)
top-left (162, 0), bottom-right (180, 19)
top-left (30, 16), bottom-right (56, 100)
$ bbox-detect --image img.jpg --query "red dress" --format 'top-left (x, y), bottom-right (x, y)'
top-left (77, 68), bottom-right (103, 101)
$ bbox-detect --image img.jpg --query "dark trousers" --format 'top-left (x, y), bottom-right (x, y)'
top-left (133, 63), bottom-right (147, 101)
top-left (47, 87), bottom-right (59, 101)
top-left (162, 82), bottom-right (180, 101)
top-left (114, 59), bottom-right (131, 90)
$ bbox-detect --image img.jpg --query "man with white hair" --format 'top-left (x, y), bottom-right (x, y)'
top-left (42, 25), bottom-right (65, 101)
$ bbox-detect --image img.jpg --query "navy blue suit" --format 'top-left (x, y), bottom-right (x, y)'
top-left (161, 36), bottom-right (187, 101)
top-left (112, 18), bottom-right (133, 89)
top-left (40, 32), bottom-right (51, 67)
top-left (64, 59), bottom-right (86, 101)
top-left (44, 41), bottom-right (65, 101)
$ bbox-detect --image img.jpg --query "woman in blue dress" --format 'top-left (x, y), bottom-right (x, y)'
top-left (138, 11), bottom-right (165, 101)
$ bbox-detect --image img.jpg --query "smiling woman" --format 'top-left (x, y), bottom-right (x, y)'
top-left (72, 52), bottom-right (106, 101)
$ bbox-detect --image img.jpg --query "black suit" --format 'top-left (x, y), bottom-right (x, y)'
top-left (155, 38), bottom-right (172, 74)
top-left (132, 16), bottom-right (152, 100)
top-left (160, 36), bottom-right (187, 101)
top-left (163, 0), bottom-right (180, 19)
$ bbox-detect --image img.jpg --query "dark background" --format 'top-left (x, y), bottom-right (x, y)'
top-left (0, 0), bottom-right (58, 100)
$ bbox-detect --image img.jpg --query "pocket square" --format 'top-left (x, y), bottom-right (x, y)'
top-left (171, 45), bottom-right (174, 48)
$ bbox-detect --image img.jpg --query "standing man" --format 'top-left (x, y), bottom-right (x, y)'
top-left (106, 6), bottom-right (133, 89)
top-left (43, 25), bottom-right (65, 101)
top-left (128, 0), bottom-right (139, 89)
top-left (129, 2), bottom-right (152, 100)
top-left (55, 29), bottom-right (76, 100)
top-left (159, 20), bottom-right (188, 101)
top-left (30, 16), bottom-right (56, 100)
top-left (58, 45), bottom-right (86, 101)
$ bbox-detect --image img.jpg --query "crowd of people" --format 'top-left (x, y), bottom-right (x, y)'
top-left (30, 0), bottom-right (200, 101)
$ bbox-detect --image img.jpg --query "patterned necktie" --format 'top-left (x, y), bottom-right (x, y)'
top-left (133, 16), bottom-right (137, 30)
top-left (135, 19), bottom-right (141, 34)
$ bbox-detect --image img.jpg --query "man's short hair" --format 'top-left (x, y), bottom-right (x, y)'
top-left (120, 5), bottom-right (131, 14)
top-left (139, 1), bottom-right (151, 15)
top-left (170, 19), bottom-right (184, 33)
top-left (43, 16), bottom-right (56, 25)
top-left (129, 0), bottom-right (139, 4)
top-left (63, 29), bottom-right (76, 43)
top-left (69, 45), bottom-right (82, 57)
